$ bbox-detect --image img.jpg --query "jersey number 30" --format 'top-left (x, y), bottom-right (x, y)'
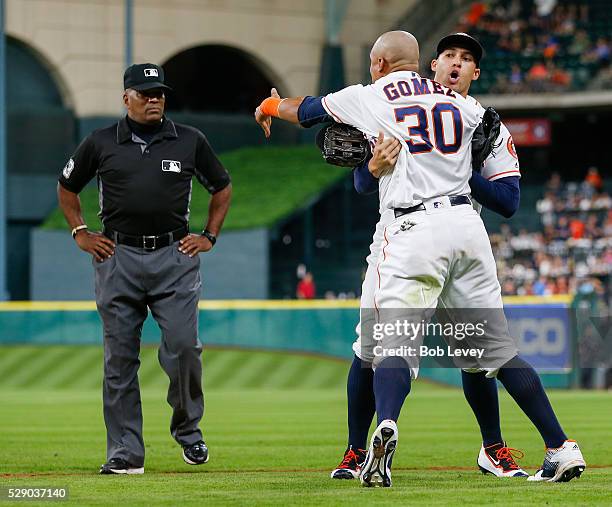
top-left (394, 103), bottom-right (463, 155)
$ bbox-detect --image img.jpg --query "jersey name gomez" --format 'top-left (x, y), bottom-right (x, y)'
top-left (322, 71), bottom-right (481, 213)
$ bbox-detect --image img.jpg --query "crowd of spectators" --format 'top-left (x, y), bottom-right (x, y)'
top-left (490, 60), bottom-right (575, 94)
top-left (458, 0), bottom-right (611, 93)
top-left (492, 168), bottom-right (611, 298)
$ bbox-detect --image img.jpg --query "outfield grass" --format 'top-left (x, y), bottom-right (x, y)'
top-left (0, 347), bottom-right (610, 506)
top-left (41, 146), bottom-right (348, 231)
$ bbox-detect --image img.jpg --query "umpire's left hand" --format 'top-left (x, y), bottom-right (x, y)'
top-left (178, 234), bottom-right (213, 257)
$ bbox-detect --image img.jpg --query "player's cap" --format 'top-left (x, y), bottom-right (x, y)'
top-left (436, 33), bottom-right (484, 66)
top-left (123, 63), bottom-right (172, 91)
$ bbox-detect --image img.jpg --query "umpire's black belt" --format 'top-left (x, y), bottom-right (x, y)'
top-left (394, 195), bottom-right (472, 219)
top-left (104, 225), bottom-right (188, 251)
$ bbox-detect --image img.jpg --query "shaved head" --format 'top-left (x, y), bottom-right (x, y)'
top-left (369, 31), bottom-right (419, 82)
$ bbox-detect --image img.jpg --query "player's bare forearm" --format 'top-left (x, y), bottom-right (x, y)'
top-left (277, 98), bottom-right (303, 124)
top-left (57, 183), bottom-right (86, 229)
top-left (204, 183), bottom-right (232, 236)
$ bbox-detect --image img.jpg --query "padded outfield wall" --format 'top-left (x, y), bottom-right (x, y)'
top-left (0, 296), bottom-right (579, 388)
top-left (31, 229), bottom-right (270, 300)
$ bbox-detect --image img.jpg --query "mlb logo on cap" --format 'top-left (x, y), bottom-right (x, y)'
top-left (123, 63), bottom-right (171, 91)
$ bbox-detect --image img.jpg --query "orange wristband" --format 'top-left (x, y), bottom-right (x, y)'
top-left (260, 97), bottom-right (283, 117)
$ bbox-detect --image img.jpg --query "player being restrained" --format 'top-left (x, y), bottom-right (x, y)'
top-left (254, 31), bottom-right (585, 487)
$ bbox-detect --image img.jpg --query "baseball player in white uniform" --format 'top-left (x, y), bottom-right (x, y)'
top-left (254, 31), bottom-right (585, 488)
top-left (329, 32), bottom-right (530, 482)
top-left (341, 72), bottom-right (525, 481)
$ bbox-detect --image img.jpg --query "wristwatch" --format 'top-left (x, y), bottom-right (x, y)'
top-left (201, 229), bottom-right (217, 246)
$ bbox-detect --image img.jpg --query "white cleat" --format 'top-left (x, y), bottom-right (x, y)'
top-left (359, 419), bottom-right (397, 488)
top-left (527, 440), bottom-right (586, 482)
top-left (477, 442), bottom-right (529, 478)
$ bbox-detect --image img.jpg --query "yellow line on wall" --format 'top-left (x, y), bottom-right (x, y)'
top-left (0, 299), bottom-right (360, 311)
top-left (198, 299), bottom-right (360, 310)
top-left (0, 301), bottom-right (98, 311)
top-left (0, 295), bottom-right (573, 312)
top-left (501, 295), bottom-right (573, 305)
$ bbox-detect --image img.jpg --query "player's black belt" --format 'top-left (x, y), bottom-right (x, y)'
top-left (394, 195), bottom-right (471, 218)
top-left (104, 225), bottom-right (188, 251)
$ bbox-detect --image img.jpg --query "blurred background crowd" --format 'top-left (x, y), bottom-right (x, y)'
top-left (493, 168), bottom-right (611, 298)
top-left (454, 0), bottom-right (611, 93)
top-left (1, 0), bottom-right (609, 309)
top-left (0, 0), bottom-right (608, 390)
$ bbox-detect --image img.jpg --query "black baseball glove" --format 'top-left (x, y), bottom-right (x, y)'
top-left (315, 123), bottom-right (370, 167)
top-left (471, 106), bottom-right (501, 171)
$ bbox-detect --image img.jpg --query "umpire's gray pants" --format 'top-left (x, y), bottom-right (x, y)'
top-left (94, 241), bottom-right (203, 467)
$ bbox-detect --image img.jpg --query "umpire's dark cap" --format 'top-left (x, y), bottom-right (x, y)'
top-left (123, 63), bottom-right (172, 91)
top-left (436, 33), bottom-right (484, 66)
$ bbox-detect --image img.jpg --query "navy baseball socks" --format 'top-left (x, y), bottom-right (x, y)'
top-left (357, 357), bottom-right (410, 487)
top-left (331, 356), bottom-right (374, 479)
top-left (347, 355), bottom-right (376, 450)
top-left (497, 356), bottom-right (586, 482)
top-left (462, 370), bottom-right (530, 477)
top-left (461, 370), bottom-right (503, 446)
top-left (338, 352), bottom-right (583, 482)
top-left (496, 356), bottom-right (567, 449)
top-left (373, 357), bottom-right (412, 424)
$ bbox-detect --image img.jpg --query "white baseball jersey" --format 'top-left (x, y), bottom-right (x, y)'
top-left (322, 71), bottom-right (481, 213)
top-left (468, 96), bottom-right (521, 182)
top-left (323, 77), bottom-right (520, 374)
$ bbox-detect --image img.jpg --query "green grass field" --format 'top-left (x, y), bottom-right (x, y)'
top-left (0, 346), bottom-right (611, 506)
top-left (42, 146), bottom-right (348, 232)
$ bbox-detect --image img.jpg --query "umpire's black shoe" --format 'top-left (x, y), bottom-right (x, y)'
top-left (182, 441), bottom-right (209, 465)
top-left (99, 458), bottom-right (144, 475)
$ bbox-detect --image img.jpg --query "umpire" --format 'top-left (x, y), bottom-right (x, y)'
top-left (57, 63), bottom-right (232, 475)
